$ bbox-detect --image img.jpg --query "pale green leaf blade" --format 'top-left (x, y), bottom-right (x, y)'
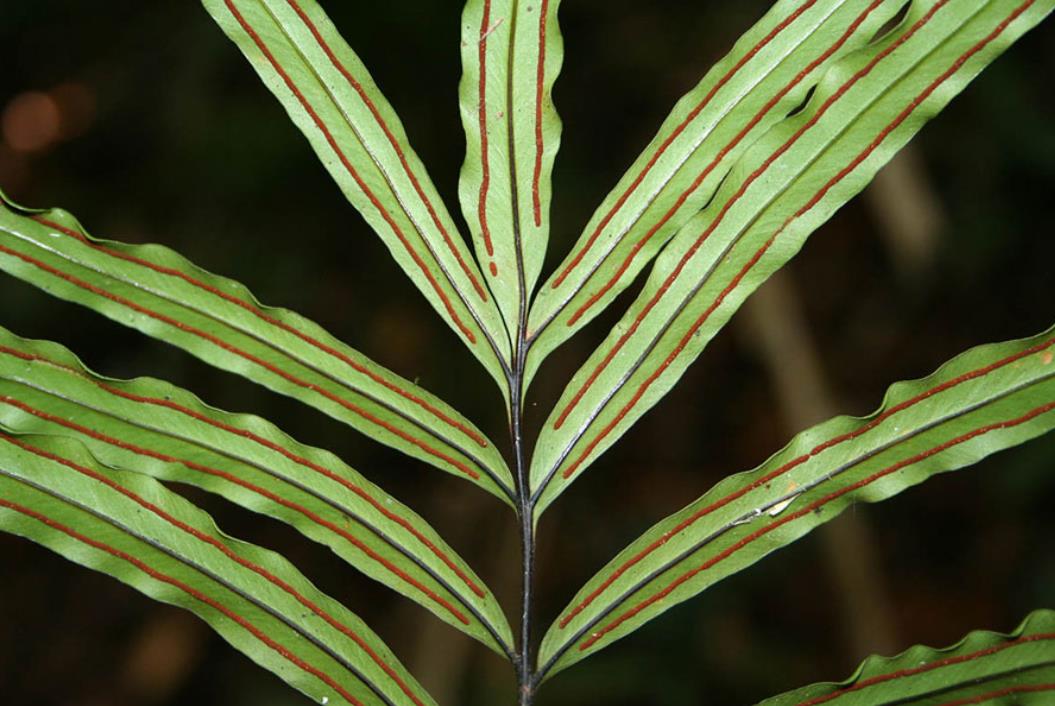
top-left (531, 0), bottom-right (1054, 511)
top-left (0, 432), bottom-right (437, 706)
top-left (537, 328), bottom-right (1055, 677)
top-left (757, 609), bottom-right (1055, 706)
top-left (0, 196), bottom-right (515, 502)
top-left (525, 0), bottom-right (904, 386)
top-left (200, 0), bottom-right (511, 381)
top-left (458, 0), bottom-right (565, 333)
top-left (0, 326), bottom-right (514, 656)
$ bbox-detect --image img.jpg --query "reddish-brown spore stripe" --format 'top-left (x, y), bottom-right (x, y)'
top-left (0, 344), bottom-right (487, 599)
top-left (0, 497), bottom-right (370, 706)
top-left (532, 0), bottom-right (551, 228)
top-left (32, 216), bottom-right (490, 449)
top-left (560, 2), bottom-right (1042, 626)
top-left (557, 0), bottom-right (1032, 487)
top-left (221, 0), bottom-right (478, 343)
top-left (0, 241), bottom-right (482, 481)
top-left (791, 633), bottom-right (1055, 706)
top-left (282, 0), bottom-right (490, 303)
top-left (1, 435), bottom-right (426, 706)
top-left (552, 0), bottom-right (951, 431)
top-left (939, 684), bottom-right (1055, 706)
top-left (477, 0), bottom-right (497, 274)
top-left (0, 396), bottom-right (472, 627)
top-left (559, 229), bottom-right (779, 478)
top-left (579, 399), bottom-right (1055, 651)
top-left (550, 0), bottom-right (820, 289)
top-left (564, 0), bottom-right (886, 327)
top-left (561, 0), bottom-right (1018, 476)
top-left (558, 335), bottom-right (1055, 627)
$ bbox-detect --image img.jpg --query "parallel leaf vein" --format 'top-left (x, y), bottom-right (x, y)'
top-left (577, 394), bottom-right (1055, 655)
top-left (557, 335), bottom-right (1055, 627)
top-left (0, 237), bottom-right (508, 488)
top-left (223, 0), bottom-right (481, 344)
top-left (0, 342), bottom-right (488, 599)
top-left (33, 216), bottom-right (489, 449)
top-left (0, 395), bottom-right (474, 627)
top-left (1, 434), bottom-right (422, 706)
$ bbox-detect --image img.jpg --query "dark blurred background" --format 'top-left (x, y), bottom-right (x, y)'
top-left (1, 2), bottom-right (1053, 705)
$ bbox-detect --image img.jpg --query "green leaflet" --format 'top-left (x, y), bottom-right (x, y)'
top-left (0, 326), bottom-right (514, 655)
top-left (200, 0), bottom-right (511, 385)
top-left (0, 432), bottom-right (436, 706)
top-left (524, 0), bottom-right (904, 389)
top-left (537, 327), bottom-right (1055, 677)
top-left (0, 195), bottom-right (515, 503)
top-left (530, 0), bottom-right (1054, 514)
top-left (757, 610), bottom-right (1055, 705)
top-left (3, 0), bottom-right (1053, 701)
top-left (458, 0), bottom-right (565, 337)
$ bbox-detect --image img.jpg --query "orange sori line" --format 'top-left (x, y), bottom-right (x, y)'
top-left (222, 0), bottom-right (478, 343)
top-left (564, 0), bottom-right (887, 327)
top-left (31, 216), bottom-right (489, 450)
top-left (558, 335), bottom-right (1055, 627)
top-left (281, 0), bottom-right (491, 304)
top-left (940, 684), bottom-right (1055, 706)
top-left (792, 634), bottom-right (1055, 706)
top-left (0, 396), bottom-right (472, 628)
top-left (0, 344), bottom-right (487, 600)
top-left (579, 399), bottom-right (1055, 651)
top-left (0, 241), bottom-right (482, 481)
top-left (532, 0), bottom-right (551, 228)
top-left (559, 0), bottom-right (1033, 478)
top-left (1, 435), bottom-right (425, 706)
top-left (478, 0), bottom-right (498, 275)
top-left (550, 0), bottom-right (821, 289)
top-left (552, 0), bottom-right (952, 431)
top-left (558, 228), bottom-right (780, 479)
top-left (0, 497), bottom-right (372, 706)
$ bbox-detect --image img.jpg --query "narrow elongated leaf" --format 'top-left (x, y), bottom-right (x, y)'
top-left (200, 0), bottom-right (511, 382)
top-left (0, 432), bottom-right (436, 706)
top-left (537, 328), bottom-right (1055, 677)
top-left (524, 0), bottom-right (904, 386)
top-left (758, 609), bottom-right (1055, 706)
top-left (0, 196), bottom-right (515, 502)
top-left (531, 0), bottom-right (1054, 512)
top-left (459, 0), bottom-right (565, 335)
top-left (0, 327), bottom-right (513, 656)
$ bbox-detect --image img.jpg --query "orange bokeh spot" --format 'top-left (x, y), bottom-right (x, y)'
top-left (2, 91), bottom-right (62, 153)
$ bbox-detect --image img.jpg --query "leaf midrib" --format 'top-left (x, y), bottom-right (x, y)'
top-left (1, 364), bottom-right (514, 652)
top-left (250, 0), bottom-right (512, 368)
top-left (532, 0), bottom-right (979, 502)
top-left (554, 333), bottom-right (1055, 628)
top-left (529, 0), bottom-right (852, 341)
top-left (0, 337), bottom-right (489, 602)
top-left (0, 462), bottom-right (404, 706)
top-left (0, 221), bottom-right (513, 495)
top-left (541, 370), bottom-right (1054, 672)
top-left (0, 384), bottom-right (509, 638)
top-left (871, 661), bottom-right (1055, 706)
